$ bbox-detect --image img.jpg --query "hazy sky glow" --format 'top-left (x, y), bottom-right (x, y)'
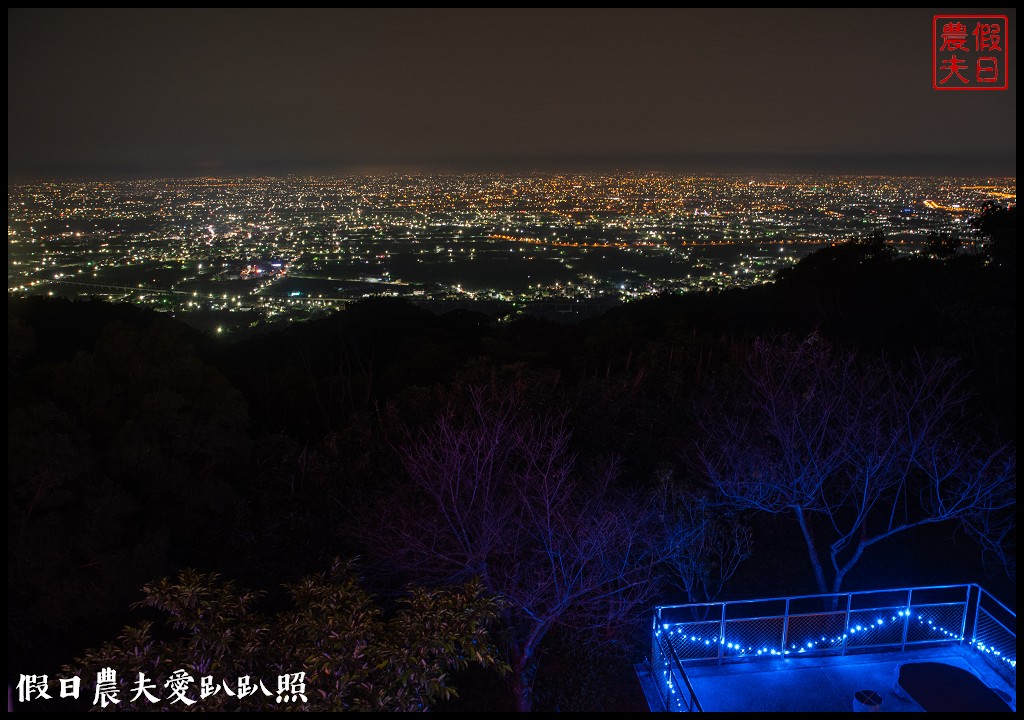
top-left (7, 8), bottom-right (1017, 178)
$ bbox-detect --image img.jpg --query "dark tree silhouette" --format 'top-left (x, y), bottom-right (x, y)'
top-left (969, 201), bottom-right (1016, 267)
top-left (927, 231), bottom-right (960, 260)
top-left (694, 335), bottom-right (1015, 595)
top-left (378, 384), bottom-right (663, 711)
top-left (8, 319), bottom-right (249, 665)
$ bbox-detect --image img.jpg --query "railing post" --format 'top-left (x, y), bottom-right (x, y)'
top-left (780, 598), bottom-right (790, 656)
top-left (841, 593), bottom-right (852, 656)
top-left (959, 585), bottom-right (971, 644)
top-left (718, 603), bottom-right (727, 665)
top-left (970, 586), bottom-right (981, 644)
top-left (653, 608), bottom-right (660, 705)
top-left (666, 639), bottom-right (704, 713)
top-left (901, 588), bottom-right (912, 651)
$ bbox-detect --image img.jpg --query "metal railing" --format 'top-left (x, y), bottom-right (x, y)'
top-left (652, 612), bottom-right (704, 712)
top-left (652, 583), bottom-right (1015, 710)
top-left (970, 585), bottom-right (1018, 687)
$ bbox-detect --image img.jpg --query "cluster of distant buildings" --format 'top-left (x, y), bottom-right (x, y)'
top-left (7, 174), bottom-right (1014, 333)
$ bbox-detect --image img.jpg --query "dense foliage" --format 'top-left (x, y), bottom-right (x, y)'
top-left (64, 562), bottom-right (505, 711)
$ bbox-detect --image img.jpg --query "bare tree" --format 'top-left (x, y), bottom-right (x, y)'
top-left (656, 466), bottom-right (752, 604)
top-left (380, 385), bottom-right (662, 712)
top-left (695, 335), bottom-right (1016, 595)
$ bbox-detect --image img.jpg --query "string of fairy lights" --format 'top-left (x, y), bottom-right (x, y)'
top-left (655, 606), bottom-right (1016, 703)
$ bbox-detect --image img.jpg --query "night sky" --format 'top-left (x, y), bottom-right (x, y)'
top-left (7, 8), bottom-right (1017, 178)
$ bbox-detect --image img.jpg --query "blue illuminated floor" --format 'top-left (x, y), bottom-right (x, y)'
top-left (645, 645), bottom-right (1014, 712)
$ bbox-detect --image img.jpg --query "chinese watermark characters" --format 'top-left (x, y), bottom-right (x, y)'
top-left (16, 670), bottom-right (307, 707)
top-left (934, 15), bottom-right (1009, 90)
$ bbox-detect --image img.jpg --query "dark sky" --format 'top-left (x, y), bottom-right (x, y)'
top-left (7, 8), bottom-right (1017, 178)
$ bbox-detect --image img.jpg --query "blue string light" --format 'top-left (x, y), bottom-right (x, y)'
top-left (969, 639), bottom-right (1017, 670)
top-left (655, 606), bottom-right (1016, 674)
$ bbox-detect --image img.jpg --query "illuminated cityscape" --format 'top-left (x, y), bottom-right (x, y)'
top-left (7, 174), bottom-right (1014, 333)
